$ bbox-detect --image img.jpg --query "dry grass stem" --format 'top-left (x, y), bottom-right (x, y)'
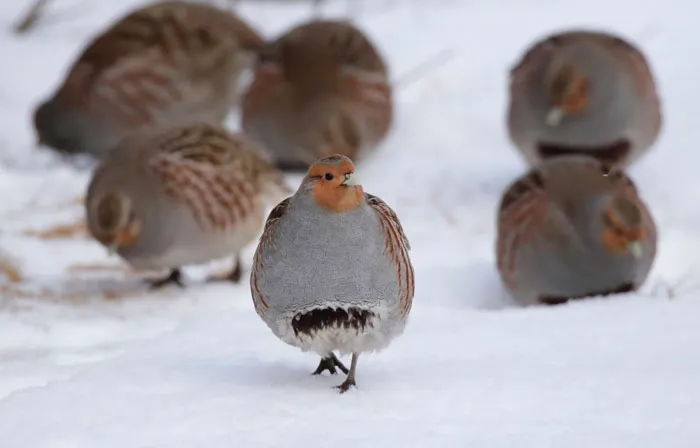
top-left (13, 0), bottom-right (51, 34)
top-left (24, 218), bottom-right (88, 239)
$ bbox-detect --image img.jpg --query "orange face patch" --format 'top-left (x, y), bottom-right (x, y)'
top-left (601, 227), bottom-right (644, 255)
top-left (95, 219), bottom-right (141, 251)
top-left (550, 63), bottom-right (589, 115)
top-left (601, 208), bottom-right (644, 256)
top-left (310, 160), bottom-right (364, 213)
top-left (114, 220), bottom-right (142, 249)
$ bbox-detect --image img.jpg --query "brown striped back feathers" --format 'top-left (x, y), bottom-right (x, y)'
top-left (34, 1), bottom-right (265, 158)
top-left (241, 19), bottom-right (393, 171)
top-left (147, 123), bottom-right (290, 231)
top-left (86, 122), bottom-right (290, 275)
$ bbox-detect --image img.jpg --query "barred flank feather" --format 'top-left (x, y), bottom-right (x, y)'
top-left (496, 171), bottom-right (549, 291)
top-left (365, 194), bottom-right (414, 317)
top-left (250, 197), bottom-right (291, 317)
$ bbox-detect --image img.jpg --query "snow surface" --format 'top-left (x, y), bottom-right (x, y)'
top-left (1, 0), bottom-right (700, 446)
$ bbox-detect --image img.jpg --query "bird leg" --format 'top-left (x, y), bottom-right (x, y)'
top-left (312, 353), bottom-right (349, 376)
top-left (227, 255), bottom-right (242, 283)
top-left (206, 255), bottom-right (242, 284)
top-left (149, 268), bottom-right (185, 289)
top-left (335, 352), bottom-right (359, 393)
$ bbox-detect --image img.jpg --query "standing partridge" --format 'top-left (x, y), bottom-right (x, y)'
top-left (241, 20), bottom-right (393, 171)
top-left (507, 30), bottom-right (662, 169)
top-left (85, 122), bottom-right (289, 288)
top-left (34, 1), bottom-right (264, 158)
top-left (250, 154), bottom-right (414, 392)
top-left (496, 155), bottom-right (657, 306)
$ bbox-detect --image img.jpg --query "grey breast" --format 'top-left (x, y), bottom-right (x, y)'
top-left (514, 197), bottom-right (646, 299)
top-left (257, 193), bottom-right (399, 314)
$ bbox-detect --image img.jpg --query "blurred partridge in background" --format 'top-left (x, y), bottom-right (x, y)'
top-left (496, 155), bottom-right (657, 306)
top-left (86, 122), bottom-right (289, 289)
top-left (507, 30), bottom-right (662, 169)
top-left (241, 19), bottom-right (394, 171)
top-left (250, 154), bottom-right (414, 392)
top-left (33, 0), bottom-right (265, 158)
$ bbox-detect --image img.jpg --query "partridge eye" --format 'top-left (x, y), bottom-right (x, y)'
top-left (324, 173), bottom-right (334, 181)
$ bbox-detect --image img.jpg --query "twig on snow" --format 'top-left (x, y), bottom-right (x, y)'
top-left (13, 0), bottom-right (51, 34)
top-left (394, 48), bottom-right (456, 90)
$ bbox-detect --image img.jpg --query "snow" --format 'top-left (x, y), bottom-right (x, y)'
top-left (0, 0), bottom-right (699, 446)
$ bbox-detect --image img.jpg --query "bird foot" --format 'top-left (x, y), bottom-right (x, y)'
top-left (312, 353), bottom-right (349, 376)
top-left (335, 376), bottom-right (356, 394)
top-left (227, 262), bottom-right (242, 283)
top-left (149, 269), bottom-right (184, 290)
top-left (206, 259), bottom-right (242, 284)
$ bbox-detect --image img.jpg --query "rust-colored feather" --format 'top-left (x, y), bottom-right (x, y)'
top-left (250, 197), bottom-right (291, 317)
top-left (496, 171), bottom-right (550, 291)
top-left (365, 193), bottom-right (414, 317)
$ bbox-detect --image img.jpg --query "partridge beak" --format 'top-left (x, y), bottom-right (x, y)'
top-left (342, 172), bottom-right (361, 186)
top-left (546, 107), bottom-right (565, 126)
top-left (628, 240), bottom-right (643, 259)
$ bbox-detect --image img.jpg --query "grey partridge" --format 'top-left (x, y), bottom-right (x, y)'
top-left (34, 1), bottom-right (265, 158)
top-left (507, 30), bottom-right (662, 169)
top-left (241, 19), bottom-right (393, 171)
top-left (85, 122), bottom-right (289, 288)
top-left (250, 154), bottom-right (414, 392)
top-left (496, 155), bottom-right (657, 306)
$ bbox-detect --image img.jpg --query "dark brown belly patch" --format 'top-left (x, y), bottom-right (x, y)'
top-left (291, 307), bottom-right (376, 336)
top-left (537, 139), bottom-right (630, 165)
top-left (539, 282), bottom-right (635, 306)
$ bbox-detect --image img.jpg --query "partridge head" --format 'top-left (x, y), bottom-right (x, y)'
top-left (305, 155), bottom-right (365, 212)
top-left (90, 191), bottom-right (140, 255)
top-left (508, 30), bottom-right (662, 169)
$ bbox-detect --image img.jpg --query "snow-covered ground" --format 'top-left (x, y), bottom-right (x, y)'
top-left (1, 0), bottom-right (699, 446)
